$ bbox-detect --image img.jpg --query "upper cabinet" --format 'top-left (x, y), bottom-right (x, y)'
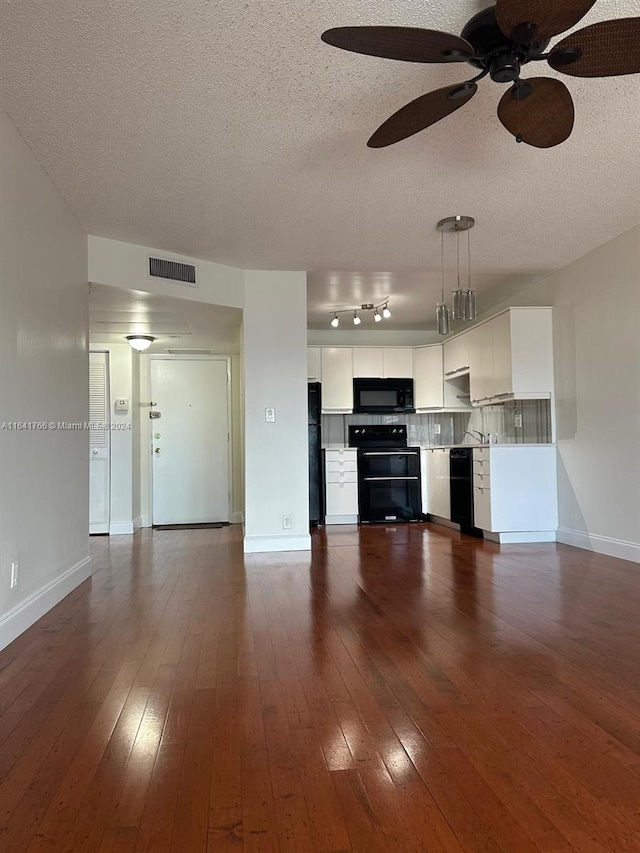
top-left (443, 333), bottom-right (470, 378)
top-left (307, 347), bottom-right (322, 382)
top-left (320, 348), bottom-right (353, 412)
top-left (413, 346), bottom-right (443, 410)
top-left (352, 347), bottom-right (413, 378)
top-left (468, 307), bottom-right (553, 406)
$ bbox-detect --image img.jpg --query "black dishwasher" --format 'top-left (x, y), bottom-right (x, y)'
top-left (449, 447), bottom-right (479, 534)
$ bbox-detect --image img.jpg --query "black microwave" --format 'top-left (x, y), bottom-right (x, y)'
top-left (353, 378), bottom-right (414, 414)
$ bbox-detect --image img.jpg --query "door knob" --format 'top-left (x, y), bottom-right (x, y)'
top-left (92, 449), bottom-right (98, 455)
top-left (154, 447), bottom-right (161, 454)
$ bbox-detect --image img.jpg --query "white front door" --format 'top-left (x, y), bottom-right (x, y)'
top-left (150, 358), bottom-right (230, 525)
top-left (89, 351), bottom-right (110, 534)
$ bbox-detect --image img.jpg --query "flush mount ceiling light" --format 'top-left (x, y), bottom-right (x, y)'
top-left (328, 299), bottom-right (392, 328)
top-left (436, 215), bottom-right (476, 335)
top-left (126, 335), bottom-right (155, 351)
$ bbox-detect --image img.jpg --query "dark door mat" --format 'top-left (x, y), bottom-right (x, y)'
top-left (152, 522), bottom-right (229, 530)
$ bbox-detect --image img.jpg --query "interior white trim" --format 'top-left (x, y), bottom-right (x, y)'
top-left (231, 511), bottom-right (243, 525)
top-left (140, 514), bottom-right (151, 528)
top-left (483, 531), bottom-right (556, 544)
top-left (109, 521), bottom-right (134, 535)
top-left (0, 556), bottom-right (92, 652)
top-left (133, 516), bottom-right (143, 532)
top-left (557, 528), bottom-right (640, 564)
top-left (243, 534), bottom-right (311, 553)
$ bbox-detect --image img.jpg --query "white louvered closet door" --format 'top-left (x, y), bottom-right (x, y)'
top-left (89, 351), bottom-right (110, 534)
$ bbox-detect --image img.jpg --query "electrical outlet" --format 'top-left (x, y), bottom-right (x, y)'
top-left (10, 562), bottom-right (18, 589)
top-left (282, 514), bottom-right (292, 530)
top-left (265, 407), bottom-right (276, 423)
top-left (434, 423), bottom-right (441, 435)
top-left (514, 413), bottom-right (523, 428)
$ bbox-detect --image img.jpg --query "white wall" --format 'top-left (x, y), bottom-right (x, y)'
top-left (0, 104), bottom-right (90, 650)
top-left (89, 238), bottom-right (310, 550)
top-left (243, 271), bottom-right (310, 552)
top-left (508, 227), bottom-right (640, 561)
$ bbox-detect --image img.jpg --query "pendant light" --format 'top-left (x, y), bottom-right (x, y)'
top-left (436, 215), bottom-right (476, 332)
top-left (436, 229), bottom-right (450, 336)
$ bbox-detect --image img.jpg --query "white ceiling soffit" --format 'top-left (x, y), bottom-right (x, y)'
top-left (2, 0), bottom-right (639, 331)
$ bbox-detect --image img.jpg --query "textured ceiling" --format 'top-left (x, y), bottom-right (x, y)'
top-left (1, 0), bottom-right (639, 331)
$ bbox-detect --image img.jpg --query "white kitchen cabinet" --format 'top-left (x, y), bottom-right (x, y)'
top-left (321, 348), bottom-right (353, 412)
top-left (352, 347), bottom-right (414, 378)
top-left (426, 448), bottom-right (451, 520)
top-left (353, 347), bottom-right (384, 378)
top-left (413, 346), bottom-right (443, 409)
top-left (420, 449), bottom-right (429, 515)
top-left (472, 446), bottom-right (557, 542)
top-left (443, 334), bottom-right (470, 378)
top-left (468, 319), bottom-right (494, 404)
top-left (307, 347), bottom-right (321, 381)
top-left (468, 308), bottom-right (553, 406)
top-left (383, 347), bottom-right (414, 378)
top-left (324, 449), bottom-right (358, 524)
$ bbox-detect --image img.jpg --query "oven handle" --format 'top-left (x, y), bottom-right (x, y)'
top-left (360, 450), bottom-right (418, 456)
top-left (362, 476), bottom-right (420, 481)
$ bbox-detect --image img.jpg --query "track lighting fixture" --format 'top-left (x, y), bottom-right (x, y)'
top-left (328, 299), bottom-right (392, 328)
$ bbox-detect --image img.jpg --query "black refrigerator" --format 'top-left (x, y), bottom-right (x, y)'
top-left (308, 383), bottom-right (324, 526)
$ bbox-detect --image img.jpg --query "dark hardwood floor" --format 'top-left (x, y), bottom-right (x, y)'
top-left (1, 523), bottom-right (640, 852)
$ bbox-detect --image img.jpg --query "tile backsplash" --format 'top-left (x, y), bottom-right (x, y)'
top-left (322, 399), bottom-right (551, 447)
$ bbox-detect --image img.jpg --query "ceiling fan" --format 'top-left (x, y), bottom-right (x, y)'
top-left (321, 1), bottom-right (640, 148)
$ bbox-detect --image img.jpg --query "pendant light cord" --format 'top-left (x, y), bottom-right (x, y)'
top-left (456, 230), bottom-right (461, 291)
top-left (467, 228), bottom-right (471, 292)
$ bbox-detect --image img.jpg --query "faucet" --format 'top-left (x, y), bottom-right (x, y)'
top-left (464, 429), bottom-right (486, 444)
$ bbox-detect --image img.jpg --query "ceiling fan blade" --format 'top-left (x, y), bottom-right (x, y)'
top-left (321, 27), bottom-right (474, 63)
top-left (495, 0), bottom-right (596, 43)
top-left (548, 18), bottom-right (640, 77)
top-left (367, 83), bottom-right (477, 148)
top-left (497, 77), bottom-right (574, 148)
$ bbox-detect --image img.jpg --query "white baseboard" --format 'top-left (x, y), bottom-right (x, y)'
top-left (140, 515), bottom-right (151, 528)
top-left (243, 533), bottom-right (311, 553)
top-left (557, 528), bottom-right (640, 563)
top-left (484, 531), bottom-right (556, 544)
top-left (109, 521), bottom-right (134, 535)
top-left (324, 515), bottom-right (358, 525)
top-left (231, 511), bottom-right (243, 525)
top-left (133, 516), bottom-right (143, 532)
top-left (0, 556), bottom-right (92, 652)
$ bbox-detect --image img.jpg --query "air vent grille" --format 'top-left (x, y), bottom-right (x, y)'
top-left (149, 257), bottom-right (197, 285)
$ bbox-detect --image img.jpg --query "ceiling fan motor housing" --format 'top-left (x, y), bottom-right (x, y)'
top-left (461, 5), bottom-right (549, 81)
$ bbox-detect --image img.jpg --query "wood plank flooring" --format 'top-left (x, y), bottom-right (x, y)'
top-left (1, 523), bottom-right (640, 851)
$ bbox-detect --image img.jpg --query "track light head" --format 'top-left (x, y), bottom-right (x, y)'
top-left (353, 311), bottom-right (362, 326)
top-left (330, 314), bottom-right (339, 328)
top-left (373, 309), bottom-right (382, 322)
top-left (382, 304), bottom-right (391, 319)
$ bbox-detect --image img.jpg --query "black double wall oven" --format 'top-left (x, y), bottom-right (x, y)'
top-left (349, 425), bottom-right (422, 523)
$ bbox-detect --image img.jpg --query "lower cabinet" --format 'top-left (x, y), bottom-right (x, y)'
top-left (324, 449), bottom-right (358, 524)
top-left (425, 448), bottom-right (451, 520)
top-left (472, 446), bottom-right (557, 542)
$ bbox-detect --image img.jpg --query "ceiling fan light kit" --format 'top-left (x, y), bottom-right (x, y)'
top-left (321, 2), bottom-right (640, 149)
